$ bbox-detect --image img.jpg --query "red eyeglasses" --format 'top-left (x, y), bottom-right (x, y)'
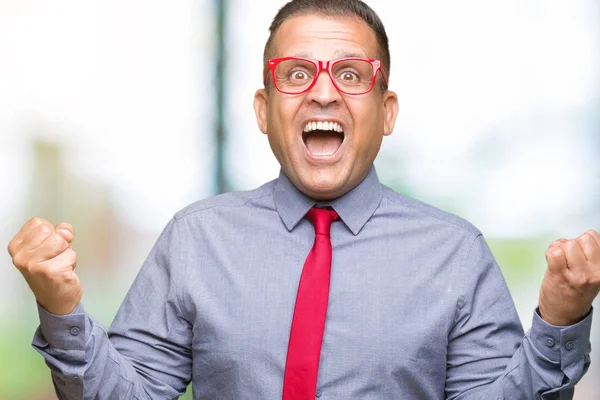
top-left (266, 57), bottom-right (388, 95)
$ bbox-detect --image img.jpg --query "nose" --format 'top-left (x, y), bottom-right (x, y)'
top-left (305, 70), bottom-right (341, 106)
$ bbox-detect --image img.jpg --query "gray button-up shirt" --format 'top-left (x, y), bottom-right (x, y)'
top-left (33, 167), bottom-right (592, 399)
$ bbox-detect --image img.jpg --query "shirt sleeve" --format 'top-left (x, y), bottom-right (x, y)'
top-left (445, 234), bottom-right (592, 400)
top-left (31, 218), bottom-right (193, 399)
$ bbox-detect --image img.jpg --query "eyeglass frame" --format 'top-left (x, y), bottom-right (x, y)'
top-left (266, 56), bottom-right (388, 95)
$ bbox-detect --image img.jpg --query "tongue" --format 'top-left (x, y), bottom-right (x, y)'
top-left (304, 131), bottom-right (343, 156)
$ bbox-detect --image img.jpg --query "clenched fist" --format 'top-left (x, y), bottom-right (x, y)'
top-left (539, 230), bottom-right (600, 326)
top-left (7, 217), bottom-right (81, 315)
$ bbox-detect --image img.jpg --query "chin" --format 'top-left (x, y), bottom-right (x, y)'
top-left (291, 165), bottom-right (352, 200)
top-left (302, 180), bottom-right (347, 201)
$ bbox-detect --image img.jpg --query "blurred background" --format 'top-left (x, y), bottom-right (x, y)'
top-left (0, 0), bottom-right (598, 398)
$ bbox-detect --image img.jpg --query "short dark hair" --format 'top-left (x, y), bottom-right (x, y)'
top-left (262, 0), bottom-right (391, 88)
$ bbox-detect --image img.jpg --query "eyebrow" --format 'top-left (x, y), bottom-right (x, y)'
top-left (289, 49), bottom-right (368, 59)
top-left (333, 49), bottom-right (367, 58)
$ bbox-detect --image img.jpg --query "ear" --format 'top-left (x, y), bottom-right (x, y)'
top-left (382, 90), bottom-right (399, 136)
top-left (253, 89), bottom-right (269, 135)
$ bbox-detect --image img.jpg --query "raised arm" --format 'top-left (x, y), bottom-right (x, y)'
top-left (445, 232), bottom-right (596, 399)
top-left (8, 217), bottom-right (192, 399)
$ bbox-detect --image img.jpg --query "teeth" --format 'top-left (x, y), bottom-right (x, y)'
top-left (304, 121), bottom-right (344, 133)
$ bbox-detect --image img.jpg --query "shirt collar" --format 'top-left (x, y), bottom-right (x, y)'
top-left (273, 166), bottom-right (383, 235)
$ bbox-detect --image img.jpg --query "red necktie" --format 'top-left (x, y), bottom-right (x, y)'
top-left (283, 207), bottom-right (339, 400)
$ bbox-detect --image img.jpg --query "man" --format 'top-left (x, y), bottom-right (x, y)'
top-left (7, 0), bottom-right (599, 399)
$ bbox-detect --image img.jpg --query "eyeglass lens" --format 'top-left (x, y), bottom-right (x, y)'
top-left (274, 59), bottom-right (374, 94)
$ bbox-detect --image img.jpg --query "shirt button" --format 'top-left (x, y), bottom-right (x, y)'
top-left (70, 326), bottom-right (81, 336)
top-left (545, 338), bottom-right (555, 347)
top-left (73, 375), bottom-right (81, 382)
top-left (565, 341), bottom-right (575, 351)
top-left (316, 389), bottom-right (322, 398)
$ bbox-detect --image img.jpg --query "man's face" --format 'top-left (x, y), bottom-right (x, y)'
top-left (254, 14), bottom-right (398, 200)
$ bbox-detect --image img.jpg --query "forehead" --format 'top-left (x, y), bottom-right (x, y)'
top-left (272, 14), bottom-right (380, 60)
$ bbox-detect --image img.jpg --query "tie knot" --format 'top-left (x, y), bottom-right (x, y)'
top-left (306, 207), bottom-right (339, 237)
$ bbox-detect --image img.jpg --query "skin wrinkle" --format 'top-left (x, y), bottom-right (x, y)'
top-left (254, 14), bottom-right (399, 201)
top-left (7, 3), bottom-right (595, 398)
top-left (291, 49), bottom-right (369, 59)
top-left (264, 18), bottom-right (386, 88)
top-left (264, 9), bottom-right (390, 74)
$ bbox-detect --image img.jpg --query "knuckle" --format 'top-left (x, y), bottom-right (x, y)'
top-left (63, 270), bottom-right (77, 283)
top-left (562, 266), bottom-right (574, 279)
top-left (58, 222), bottom-right (73, 231)
top-left (36, 223), bottom-right (53, 237)
top-left (40, 265), bottom-right (55, 280)
top-left (26, 261), bottom-right (45, 277)
top-left (565, 240), bottom-right (578, 251)
top-left (30, 217), bottom-right (51, 230)
top-left (65, 249), bottom-right (77, 265)
top-left (53, 233), bottom-right (68, 246)
top-left (29, 216), bottom-right (44, 226)
top-left (49, 233), bottom-right (69, 251)
top-left (7, 240), bottom-right (15, 256)
top-left (565, 273), bottom-right (578, 287)
top-left (12, 252), bottom-right (26, 269)
top-left (586, 232), bottom-right (598, 244)
top-left (25, 258), bottom-right (39, 272)
top-left (571, 273), bottom-right (590, 288)
top-left (20, 255), bottom-right (40, 272)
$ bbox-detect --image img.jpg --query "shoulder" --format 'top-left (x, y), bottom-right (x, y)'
top-left (173, 178), bottom-right (277, 222)
top-left (379, 184), bottom-right (481, 237)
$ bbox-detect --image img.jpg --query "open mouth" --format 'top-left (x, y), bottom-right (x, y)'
top-left (302, 121), bottom-right (345, 157)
